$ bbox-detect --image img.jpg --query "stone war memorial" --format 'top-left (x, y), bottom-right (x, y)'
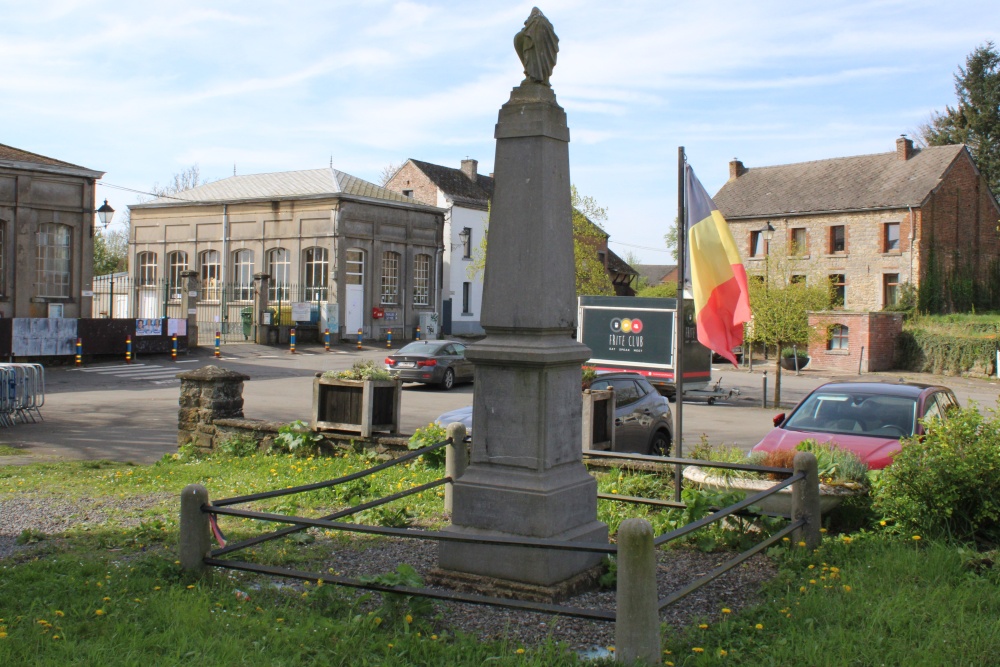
top-left (437, 7), bottom-right (609, 589)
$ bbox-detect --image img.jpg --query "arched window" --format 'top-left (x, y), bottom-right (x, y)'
top-left (267, 248), bottom-right (290, 302)
top-left (167, 251), bottom-right (188, 299)
top-left (303, 247), bottom-right (328, 301)
top-left (381, 251), bottom-right (400, 305)
top-left (200, 249), bottom-right (221, 301)
top-left (232, 249), bottom-right (254, 301)
top-left (413, 253), bottom-right (431, 306)
top-left (35, 223), bottom-right (72, 298)
top-left (137, 252), bottom-right (158, 286)
top-left (828, 324), bottom-right (849, 350)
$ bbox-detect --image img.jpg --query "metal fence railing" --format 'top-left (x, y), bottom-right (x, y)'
top-left (180, 440), bottom-right (821, 657)
top-left (0, 363), bottom-right (45, 426)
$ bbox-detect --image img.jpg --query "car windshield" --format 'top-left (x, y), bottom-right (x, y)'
top-left (396, 341), bottom-right (446, 355)
top-left (784, 391), bottom-right (918, 438)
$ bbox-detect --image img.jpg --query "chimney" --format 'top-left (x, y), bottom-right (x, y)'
top-left (460, 159), bottom-right (478, 182)
top-left (897, 135), bottom-right (914, 160)
top-left (729, 159), bottom-right (747, 180)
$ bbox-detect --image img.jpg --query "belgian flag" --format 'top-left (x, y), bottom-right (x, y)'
top-left (684, 164), bottom-right (751, 366)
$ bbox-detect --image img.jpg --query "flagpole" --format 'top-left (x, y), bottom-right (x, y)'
top-left (674, 146), bottom-right (686, 502)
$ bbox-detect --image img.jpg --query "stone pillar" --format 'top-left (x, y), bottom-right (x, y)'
top-left (179, 270), bottom-right (200, 348)
top-left (616, 518), bottom-right (660, 664)
top-left (253, 272), bottom-right (271, 344)
top-left (179, 484), bottom-right (211, 574)
top-left (792, 451), bottom-right (822, 549)
top-left (177, 365), bottom-right (250, 451)
top-left (439, 9), bottom-right (607, 587)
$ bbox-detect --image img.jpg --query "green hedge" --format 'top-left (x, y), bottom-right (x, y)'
top-left (896, 328), bottom-right (999, 376)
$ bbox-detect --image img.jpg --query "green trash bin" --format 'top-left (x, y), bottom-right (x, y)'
top-left (241, 307), bottom-right (254, 340)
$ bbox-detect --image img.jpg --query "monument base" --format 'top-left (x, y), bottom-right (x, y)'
top-left (426, 563), bottom-right (603, 604)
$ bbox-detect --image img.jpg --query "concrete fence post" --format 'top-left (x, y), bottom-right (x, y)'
top-left (792, 451), bottom-right (821, 549)
top-left (615, 518), bottom-right (660, 664)
top-left (444, 422), bottom-right (468, 514)
top-left (179, 484), bottom-right (211, 574)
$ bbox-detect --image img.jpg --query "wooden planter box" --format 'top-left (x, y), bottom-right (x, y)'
top-left (311, 375), bottom-right (402, 437)
top-left (582, 388), bottom-right (615, 451)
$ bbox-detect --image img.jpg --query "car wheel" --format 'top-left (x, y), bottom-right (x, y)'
top-left (440, 368), bottom-right (455, 391)
top-left (649, 430), bottom-right (671, 457)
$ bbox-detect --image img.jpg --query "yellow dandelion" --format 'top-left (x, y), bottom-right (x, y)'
top-left (721, 607), bottom-right (731, 614)
top-left (797, 541), bottom-right (806, 547)
top-left (692, 647), bottom-right (705, 653)
top-left (276, 618), bottom-right (284, 623)
top-left (879, 520), bottom-right (887, 526)
top-left (912, 535), bottom-right (922, 541)
top-left (843, 585), bottom-right (852, 592)
top-left (719, 649), bottom-right (728, 657)
top-left (842, 536), bottom-right (852, 544)
top-left (95, 609), bottom-right (105, 616)
top-left (807, 564), bottom-right (815, 569)
top-left (0, 632), bottom-right (7, 639)
top-left (301, 592), bottom-right (308, 598)
top-left (54, 611), bottom-right (64, 617)
top-left (52, 635), bottom-right (60, 640)
top-left (186, 585), bottom-right (195, 590)
top-left (405, 614), bottom-right (413, 624)
top-left (699, 623), bottom-right (708, 629)
top-left (799, 586), bottom-right (807, 593)
top-left (153, 586), bottom-right (161, 591)
top-left (374, 617), bottom-right (382, 626)
top-left (782, 537), bottom-right (790, 542)
top-left (516, 648), bottom-right (525, 654)
top-left (755, 623), bottom-right (764, 630)
top-left (665, 662), bottom-right (674, 666)
top-left (820, 528), bottom-right (828, 533)
top-left (431, 634), bottom-right (438, 640)
top-left (809, 579), bottom-right (816, 585)
top-left (103, 597), bottom-right (111, 602)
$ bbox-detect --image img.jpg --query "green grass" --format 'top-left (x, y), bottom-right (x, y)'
top-left (2, 450), bottom-right (999, 665)
top-left (0, 445), bottom-right (22, 456)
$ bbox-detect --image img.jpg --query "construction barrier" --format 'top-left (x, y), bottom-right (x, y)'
top-left (0, 363), bottom-right (45, 426)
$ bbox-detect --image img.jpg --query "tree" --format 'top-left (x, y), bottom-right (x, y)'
top-left (467, 186), bottom-right (615, 296)
top-left (919, 41), bottom-right (1000, 195)
top-left (636, 282), bottom-right (677, 298)
top-left (151, 164), bottom-right (208, 197)
top-left (745, 253), bottom-right (831, 405)
top-left (379, 161), bottom-right (402, 186)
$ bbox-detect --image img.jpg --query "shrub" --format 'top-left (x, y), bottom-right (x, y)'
top-left (272, 420), bottom-right (323, 455)
top-left (408, 422), bottom-right (447, 468)
top-left (873, 405), bottom-right (1000, 544)
top-left (794, 440), bottom-right (869, 486)
top-left (216, 433), bottom-right (259, 457)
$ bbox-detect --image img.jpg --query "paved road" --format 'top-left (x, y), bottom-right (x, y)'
top-left (2, 341), bottom-right (997, 465)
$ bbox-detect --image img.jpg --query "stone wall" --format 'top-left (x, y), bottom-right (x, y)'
top-left (177, 365), bottom-right (249, 449)
top-left (806, 311), bottom-right (903, 373)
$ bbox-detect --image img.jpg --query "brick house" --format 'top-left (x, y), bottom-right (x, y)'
top-left (0, 143), bottom-right (104, 319)
top-left (714, 137), bottom-right (1000, 312)
top-left (386, 158), bottom-right (637, 333)
top-left (633, 264), bottom-right (678, 289)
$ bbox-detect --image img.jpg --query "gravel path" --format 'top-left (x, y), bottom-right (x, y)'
top-left (1, 494), bottom-right (777, 653)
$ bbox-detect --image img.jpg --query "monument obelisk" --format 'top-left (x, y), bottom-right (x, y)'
top-left (438, 7), bottom-right (608, 586)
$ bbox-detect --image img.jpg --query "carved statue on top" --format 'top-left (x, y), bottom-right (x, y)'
top-left (514, 7), bottom-right (559, 86)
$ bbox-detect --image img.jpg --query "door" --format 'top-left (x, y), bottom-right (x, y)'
top-left (344, 249), bottom-right (365, 337)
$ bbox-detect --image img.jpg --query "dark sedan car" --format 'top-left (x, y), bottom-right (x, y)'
top-left (436, 371), bottom-right (673, 455)
top-left (751, 381), bottom-right (959, 469)
top-left (385, 340), bottom-right (473, 390)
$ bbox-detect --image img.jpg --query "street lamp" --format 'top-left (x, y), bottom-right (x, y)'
top-left (96, 199), bottom-right (115, 234)
top-left (458, 227), bottom-right (472, 257)
top-left (759, 222), bottom-right (775, 288)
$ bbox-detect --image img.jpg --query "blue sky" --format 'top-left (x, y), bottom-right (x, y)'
top-left (3, 0), bottom-right (998, 264)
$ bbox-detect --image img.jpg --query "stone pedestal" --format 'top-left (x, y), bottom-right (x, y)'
top-left (177, 365), bottom-right (249, 450)
top-left (439, 74), bottom-right (607, 586)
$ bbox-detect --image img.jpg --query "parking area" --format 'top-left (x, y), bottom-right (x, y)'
top-left (2, 341), bottom-right (997, 465)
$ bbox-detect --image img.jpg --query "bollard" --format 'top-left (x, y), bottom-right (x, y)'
top-left (357, 328), bottom-right (363, 350)
top-left (75, 337), bottom-right (82, 366)
top-left (126, 335), bottom-right (132, 364)
top-left (386, 329), bottom-right (392, 349)
top-left (444, 422), bottom-right (468, 514)
top-left (792, 344), bottom-right (800, 375)
top-left (179, 484), bottom-right (211, 575)
top-left (792, 451), bottom-right (821, 550)
top-left (324, 328), bottom-right (330, 352)
top-left (857, 345), bottom-right (865, 375)
top-left (761, 370), bottom-right (768, 409)
top-left (172, 335), bottom-right (178, 362)
top-left (615, 518), bottom-right (660, 664)
top-left (290, 327), bottom-right (296, 354)
top-left (415, 326), bottom-right (421, 341)
top-left (214, 331), bottom-right (221, 358)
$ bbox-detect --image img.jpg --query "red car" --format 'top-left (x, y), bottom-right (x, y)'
top-left (751, 381), bottom-right (959, 470)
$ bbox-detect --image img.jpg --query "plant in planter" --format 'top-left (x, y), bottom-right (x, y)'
top-left (313, 361), bottom-right (400, 437)
top-left (683, 439), bottom-right (868, 514)
top-left (581, 365), bottom-right (598, 390)
top-left (780, 346), bottom-right (810, 370)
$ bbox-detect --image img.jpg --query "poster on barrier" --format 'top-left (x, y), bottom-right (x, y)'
top-left (136, 319), bottom-right (163, 336)
top-left (167, 319), bottom-right (187, 336)
top-left (12, 318), bottom-right (78, 356)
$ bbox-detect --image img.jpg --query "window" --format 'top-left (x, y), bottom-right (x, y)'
top-left (462, 228), bottom-right (472, 259)
top-left (884, 223), bottom-right (900, 252)
top-left (200, 250), bottom-right (221, 301)
top-left (137, 252), bottom-right (158, 287)
top-left (381, 251), bottom-right (400, 304)
top-left (0, 221), bottom-right (6, 296)
top-left (828, 324), bottom-right (849, 350)
top-left (267, 248), bottom-right (290, 302)
top-left (413, 253), bottom-right (431, 306)
top-left (749, 231), bottom-right (765, 257)
top-left (462, 282), bottom-right (471, 314)
top-left (829, 225), bottom-right (846, 253)
top-left (402, 189), bottom-right (414, 198)
top-left (791, 274), bottom-right (807, 285)
top-left (830, 274), bottom-right (846, 308)
top-left (167, 251), bottom-right (188, 299)
top-left (233, 249), bottom-right (254, 301)
top-left (35, 224), bottom-right (72, 298)
top-left (883, 273), bottom-right (900, 307)
top-left (346, 249), bottom-right (364, 285)
top-left (303, 247), bottom-right (329, 301)
top-left (790, 228), bottom-right (807, 255)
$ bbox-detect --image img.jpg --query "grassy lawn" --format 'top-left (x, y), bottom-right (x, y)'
top-left (2, 448), bottom-right (999, 665)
